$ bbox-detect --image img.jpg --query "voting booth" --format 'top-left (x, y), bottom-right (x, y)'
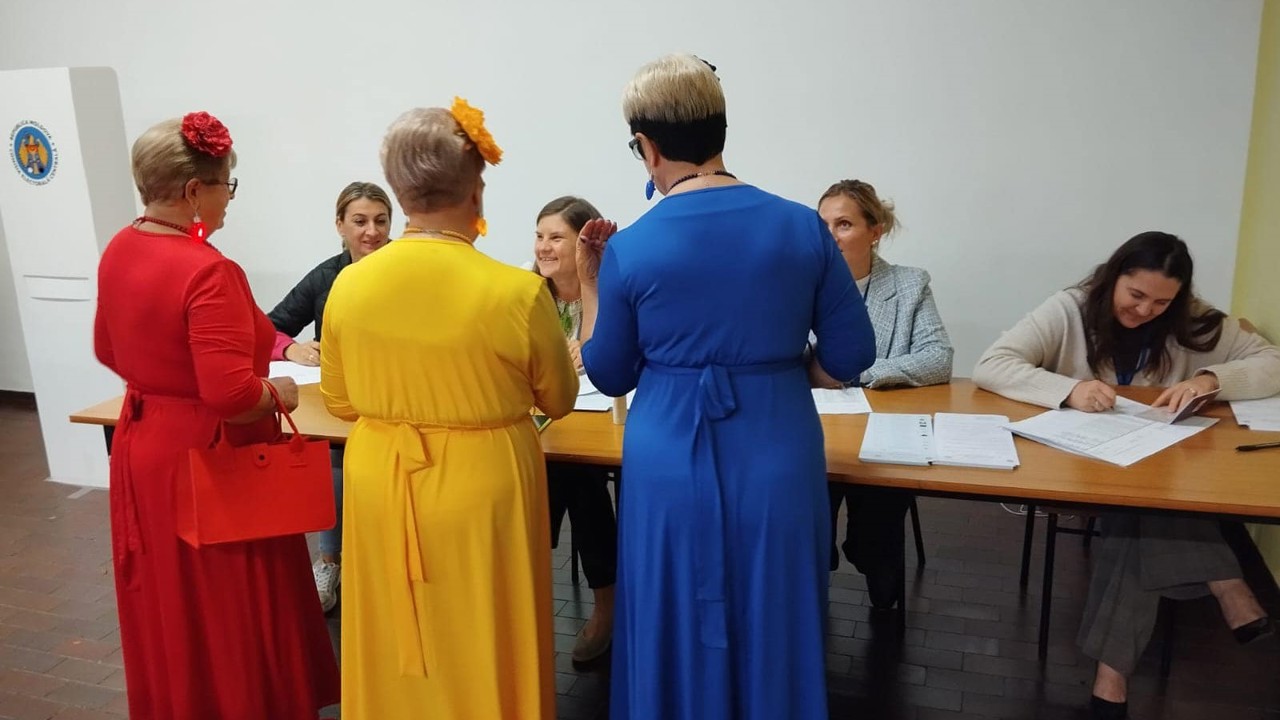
top-left (0, 67), bottom-right (134, 487)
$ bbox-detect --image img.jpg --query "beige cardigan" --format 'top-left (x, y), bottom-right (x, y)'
top-left (973, 289), bottom-right (1280, 409)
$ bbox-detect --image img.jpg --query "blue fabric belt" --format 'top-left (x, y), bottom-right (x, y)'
top-left (642, 357), bottom-right (803, 649)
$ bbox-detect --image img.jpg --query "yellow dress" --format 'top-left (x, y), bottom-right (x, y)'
top-left (319, 236), bottom-right (578, 719)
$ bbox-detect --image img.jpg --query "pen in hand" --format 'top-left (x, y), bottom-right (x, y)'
top-left (1235, 441), bottom-right (1280, 452)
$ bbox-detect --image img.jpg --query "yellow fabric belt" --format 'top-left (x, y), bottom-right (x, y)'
top-left (356, 414), bottom-right (528, 677)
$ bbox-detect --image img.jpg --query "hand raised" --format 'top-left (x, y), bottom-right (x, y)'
top-left (576, 218), bottom-right (618, 285)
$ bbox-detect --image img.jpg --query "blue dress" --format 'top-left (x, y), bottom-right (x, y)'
top-left (582, 185), bottom-right (875, 720)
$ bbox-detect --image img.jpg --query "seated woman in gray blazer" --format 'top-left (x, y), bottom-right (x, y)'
top-left (974, 231), bottom-right (1277, 720)
top-left (812, 179), bottom-right (953, 608)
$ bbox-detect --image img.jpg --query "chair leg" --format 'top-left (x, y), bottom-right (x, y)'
top-left (897, 543), bottom-right (907, 636)
top-left (1159, 597), bottom-right (1176, 679)
top-left (1020, 505), bottom-right (1037, 590)
top-left (1038, 513), bottom-right (1059, 660)
top-left (570, 530), bottom-right (581, 586)
top-left (1083, 516), bottom-right (1097, 553)
top-left (909, 496), bottom-right (926, 569)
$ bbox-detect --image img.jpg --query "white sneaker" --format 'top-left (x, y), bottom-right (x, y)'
top-left (313, 560), bottom-right (340, 614)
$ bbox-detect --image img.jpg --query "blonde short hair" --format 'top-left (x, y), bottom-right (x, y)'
top-left (380, 108), bottom-right (484, 215)
top-left (623, 53), bottom-right (725, 124)
top-left (623, 54), bottom-right (727, 164)
top-left (131, 118), bottom-right (236, 205)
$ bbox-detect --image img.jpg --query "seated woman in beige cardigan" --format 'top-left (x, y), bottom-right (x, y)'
top-left (973, 231), bottom-right (1278, 720)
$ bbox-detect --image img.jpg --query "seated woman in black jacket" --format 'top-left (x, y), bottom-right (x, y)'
top-left (268, 181), bottom-right (392, 612)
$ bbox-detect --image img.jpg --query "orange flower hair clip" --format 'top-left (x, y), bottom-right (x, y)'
top-left (450, 97), bottom-right (503, 166)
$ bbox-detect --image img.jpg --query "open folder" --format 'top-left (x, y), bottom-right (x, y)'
top-left (1003, 396), bottom-right (1216, 467)
top-left (857, 413), bottom-right (1020, 470)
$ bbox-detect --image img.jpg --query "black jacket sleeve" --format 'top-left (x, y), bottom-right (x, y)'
top-left (267, 270), bottom-right (321, 338)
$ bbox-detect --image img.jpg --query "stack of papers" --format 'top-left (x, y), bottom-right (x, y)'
top-left (1003, 397), bottom-right (1216, 467)
top-left (932, 413), bottom-right (1021, 470)
top-left (859, 413), bottom-right (934, 466)
top-left (1230, 395), bottom-right (1280, 432)
top-left (857, 412), bottom-right (1020, 470)
top-left (812, 387), bottom-right (873, 415)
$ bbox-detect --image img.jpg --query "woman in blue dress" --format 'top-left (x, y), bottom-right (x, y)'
top-left (577, 53), bottom-right (877, 720)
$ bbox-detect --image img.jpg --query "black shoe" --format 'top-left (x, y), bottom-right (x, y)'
top-left (1232, 616), bottom-right (1274, 645)
top-left (1090, 695), bottom-right (1128, 719)
top-left (865, 575), bottom-right (902, 610)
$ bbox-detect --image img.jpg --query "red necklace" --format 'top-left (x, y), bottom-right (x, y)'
top-left (134, 216), bottom-right (190, 235)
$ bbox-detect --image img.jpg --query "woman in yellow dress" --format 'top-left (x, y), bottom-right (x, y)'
top-left (319, 98), bottom-right (578, 719)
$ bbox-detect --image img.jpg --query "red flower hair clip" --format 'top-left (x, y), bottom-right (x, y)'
top-left (180, 111), bottom-right (233, 158)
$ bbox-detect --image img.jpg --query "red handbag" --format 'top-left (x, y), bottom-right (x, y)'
top-left (177, 384), bottom-right (335, 547)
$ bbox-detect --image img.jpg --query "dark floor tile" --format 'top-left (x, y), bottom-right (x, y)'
top-left (899, 683), bottom-right (964, 712)
top-left (924, 630), bottom-right (999, 656)
top-left (961, 691), bottom-right (1079, 719)
top-left (899, 645), bottom-right (966, 672)
top-left (924, 667), bottom-right (1006, 697)
top-left (962, 653), bottom-right (1044, 681)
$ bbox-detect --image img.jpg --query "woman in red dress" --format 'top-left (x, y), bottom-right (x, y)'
top-left (94, 112), bottom-right (340, 719)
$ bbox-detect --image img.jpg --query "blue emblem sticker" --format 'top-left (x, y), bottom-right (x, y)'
top-left (10, 121), bottom-right (58, 185)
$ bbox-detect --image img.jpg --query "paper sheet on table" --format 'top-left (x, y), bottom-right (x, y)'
top-left (811, 387), bottom-right (873, 415)
top-left (268, 361), bottom-right (322, 386)
top-left (574, 373), bottom-right (636, 412)
top-left (932, 413), bottom-right (1019, 470)
top-left (1004, 405), bottom-right (1215, 467)
top-left (1230, 395), bottom-right (1280, 432)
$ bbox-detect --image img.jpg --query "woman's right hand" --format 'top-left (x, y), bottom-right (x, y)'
top-left (267, 376), bottom-right (300, 412)
top-left (575, 218), bottom-right (618, 285)
top-left (1065, 379), bottom-right (1116, 413)
top-left (285, 340), bottom-right (321, 366)
top-left (567, 339), bottom-right (584, 372)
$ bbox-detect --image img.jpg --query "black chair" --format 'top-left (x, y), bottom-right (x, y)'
top-left (1019, 506), bottom-right (1174, 676)
top-left (889, 496), bottom-right (926, 634)
top-left (909, 496), bottom-right (926, 569)
top-left (569, 468), bottom-right (621, 587)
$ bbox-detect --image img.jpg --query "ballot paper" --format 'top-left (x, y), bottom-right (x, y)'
top-left (573, 373), bottom-right (635, 412)
top-left (1230, 395), bottom-right (1280, 432)
top-left (858, 413), bottom-right (935, 466)
top-left (1004, 402), bottom-right (1215, 467)
top-left (931, 413), bottom-right (1020, 470)
top-left (811, 387), bottom-right (873, 415)
top-left (268, 361), bottom-right (322, 386)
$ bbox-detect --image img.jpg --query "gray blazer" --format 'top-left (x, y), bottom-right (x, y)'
top-left (860, 254), bottom-right (953, 388)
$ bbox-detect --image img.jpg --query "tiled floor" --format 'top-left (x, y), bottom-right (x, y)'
top-left (1, 396), bottom-right (1277, 719)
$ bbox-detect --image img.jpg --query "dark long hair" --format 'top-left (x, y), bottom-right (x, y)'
top-left (1078, 231), bottom-right (1225, 381)
top-left (533, 196), bottom-right (602, 300)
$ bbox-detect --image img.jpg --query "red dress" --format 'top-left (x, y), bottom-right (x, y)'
top-left (94, 226), bottom-right (339, 719)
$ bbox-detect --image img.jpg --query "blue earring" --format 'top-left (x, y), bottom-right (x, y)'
top-left (645, 177), bottom-right (656, 200)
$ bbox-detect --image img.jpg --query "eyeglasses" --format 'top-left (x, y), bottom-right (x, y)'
top-left (205, 177), bottom-right (239, 198)
top-left (628, 137), bottom-right (644, 161)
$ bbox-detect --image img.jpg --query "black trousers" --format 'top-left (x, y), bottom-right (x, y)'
top-left (829, 483), bottom-right (911, 608)
top-left (548, 462), bottom-right (618, 589)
